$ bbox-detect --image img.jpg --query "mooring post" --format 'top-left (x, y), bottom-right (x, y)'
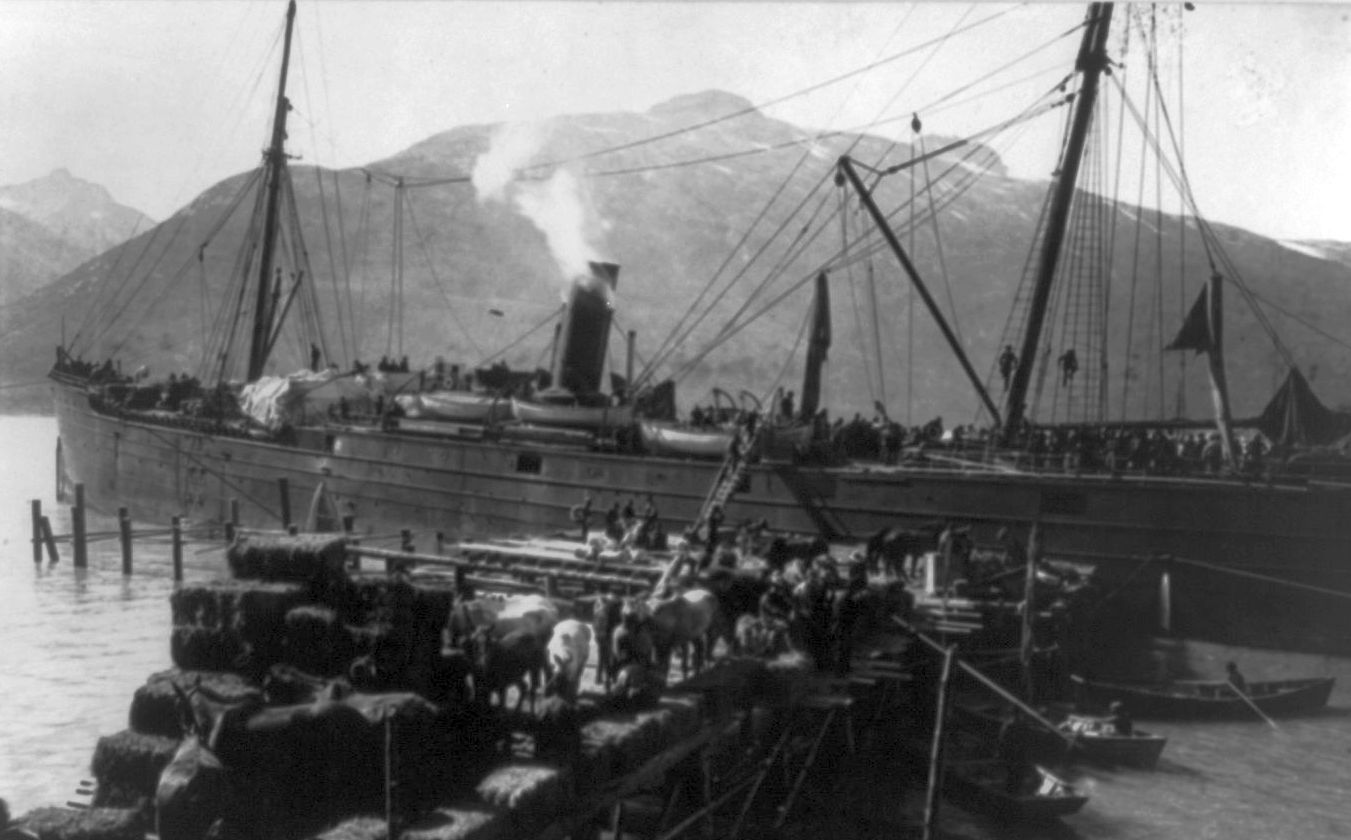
top-left (72, 483), bottom-right (88, 569)
top-left (922, 645), bottom-right (957, 840)
top-left (287, 524), bottom-right (299, 535)
top-left (118, 506), bottom-right (133, 575)
top-left (171, 516), bottom-right (184, 581)
top-left (278, 478), bottom-right (292, 530)
top-left (31, 499), bottom-right (42, 565)
top-left (225, 497), bottom-right (239, 543)
top-left (39, 516), bottom-right (60, 565)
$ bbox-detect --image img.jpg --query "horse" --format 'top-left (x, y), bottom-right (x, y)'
top-left (544, 619), bottom-right (593, 702)
top-left (469, 626), bottom-right (547, 712)
top-left (865, 523), bottom-right (944, 578)
top-left (642, 588), bottom-right (721, 681)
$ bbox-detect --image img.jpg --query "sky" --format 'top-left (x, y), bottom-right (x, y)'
top-left (1, 1), bottom-right (1348, 242)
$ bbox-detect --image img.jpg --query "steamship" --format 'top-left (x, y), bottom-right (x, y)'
top-left (50, 2), bottom-right (1351, 660)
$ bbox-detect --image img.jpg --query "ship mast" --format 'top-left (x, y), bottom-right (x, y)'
top-left (245, 0), bottom-right (298, 382)
top-left (1002, 3), bottom-right (1114, 437)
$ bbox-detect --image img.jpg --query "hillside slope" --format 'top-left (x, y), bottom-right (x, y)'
top-left (4, 91), bottom-right (1349, 420)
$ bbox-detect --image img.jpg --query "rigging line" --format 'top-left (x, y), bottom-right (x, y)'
top-left (67, 214), bottom-right (149, 349)
top-left (1103, 49), bottom-right (1130, 421)
top-left (670, 267), bottom-right (823, 384)
top-left (89, 169), bottom-right (265, 357)
top-left (649, 26), bottom-right (1070, 387)
top-left (1167, 555), bottom-right (1351, 602)
top-left (916, 132), bottom-right (965, 349)
top-left (659, 176), bottom-right (841, 384)
top-left (1176, 22), bottom-right (1188, 415)
top-left (363, 62), bottom-right (1069, 191)
top-left (1119, 65), bottom-right (1153, 422)
top-left (1107, 79), bottom-right (1304, 363)
top-left (839, 192), bottom-right (877, 406)
top-left (402, 194), bottom-right (486, 359)
top-left (1150, 17), bottom-right (1167, 420)
top-left (826, 2), bottom-right (979, 186)
top-left (637, 157), bottom-right (831, 385)
top-left (313, 167), bottom-right (351, 364)
top-left (351, 175), bottom-right (375, 362)
top-left (361, 169), bottom-right (473, 189)
top-left (474, 305), bottom-right (564, 369)
top-left (530, 5), bottom-right (1028, 171)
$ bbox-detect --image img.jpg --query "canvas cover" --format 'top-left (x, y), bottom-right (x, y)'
top-left (239, 370), bottom-right (371, 430)
top-left (1255, 367), bottom-right (1351, 448)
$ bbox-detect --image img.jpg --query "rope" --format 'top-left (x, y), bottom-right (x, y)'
top-left (1167, 555), bottom-right (1351, 603)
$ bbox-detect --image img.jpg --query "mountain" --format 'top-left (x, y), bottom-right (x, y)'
top-left (3, 91), bottom-right (1350, 421)
top-left (0, 169), bottom-right (154, 309)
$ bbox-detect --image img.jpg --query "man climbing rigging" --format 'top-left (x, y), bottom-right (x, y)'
top-left (1058, 347), bottom-right (1079, 386)
top-left (999, 344), bottom-right (1018, 392)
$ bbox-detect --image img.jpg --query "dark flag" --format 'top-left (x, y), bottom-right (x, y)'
top-left (1166, 285), bottom-right (1214, 353)
top-left (634, 379), bottom-right (677, 421)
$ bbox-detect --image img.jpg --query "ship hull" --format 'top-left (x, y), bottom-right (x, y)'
top-left (52, 378), bottom-right (1351, 656)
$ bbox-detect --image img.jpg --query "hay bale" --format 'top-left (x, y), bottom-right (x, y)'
top-left (399, 803), bottom-right (510, 840)
top-left (761, 651), bottom-right (816, 707)
top-left (227, 533), bottom-right (349, 584)
top-left (89, 731), bottom-right (178, 806)
top-left (473, 762), bottom-right (571, 834)
top-left (308, 815), bottom-right (388, 840)
top-left (282, 605), bottom-right (354, 676)
top-left (345, 577), bottom-right (456, 632)
top-left (579, 709), bottom-right (668, 779)
top-left (17, 806), bottom-right (145, 840)
top-left (169, 626), bottom-right (247, 672)
top-left (655, 693), bottom-right (704, 742)
top-left (170, 580), bottom-right (306, 629)
top-left (129, 669), bottom-right (261, 738)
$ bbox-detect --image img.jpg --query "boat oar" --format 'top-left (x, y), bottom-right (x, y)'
top-left (1228, 680), bottom-right (1281, 731)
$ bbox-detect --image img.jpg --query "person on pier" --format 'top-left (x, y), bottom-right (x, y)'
top-left (1226, 661), bottom-right (1249, 695)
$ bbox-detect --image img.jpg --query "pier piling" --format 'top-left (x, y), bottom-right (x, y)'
top-left (171, 516), bottom-right (184, 581)
top-left (31, 499), bottom-right (42, 564)
top-left (119, 507), bottom-right (133, 575)
top-left (39, 516), bottom-right (60, 565)
top-left (226, 497), bottom-right (240, 543)
top-left (72, 483), bottom-right (88, 569)
top-left (277, 479), bottom-right (291, 530)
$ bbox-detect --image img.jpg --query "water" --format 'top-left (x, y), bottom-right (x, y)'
top-left (1, 415), bottom-right (1350, 836)
top-left (0, 416), bottom-right (229, 815)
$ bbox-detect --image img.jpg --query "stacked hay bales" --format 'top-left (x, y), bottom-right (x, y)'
top-left (56, 533), bottom-right (865, 840)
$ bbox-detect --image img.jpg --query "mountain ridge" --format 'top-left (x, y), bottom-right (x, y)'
top-left (3, 91), bottom-right (1349, 423)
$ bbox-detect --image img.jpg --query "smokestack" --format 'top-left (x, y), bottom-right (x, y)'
top-left (549, 261), bottom-right (619, 397)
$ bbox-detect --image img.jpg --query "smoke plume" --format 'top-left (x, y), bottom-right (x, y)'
top-left (472, 121), bottom-right (606, 284)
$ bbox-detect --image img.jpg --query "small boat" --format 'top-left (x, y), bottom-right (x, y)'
top-left (1056, 712), bottom-right (1167, 769)
top-left (510, 398), bottom-right (634, 431)
top-left (1071, 674), bottom-right (1335, 719)
top-left (954, 702), bottom-right (1166, 769)
top-left (638, 420), bottom-right (733, 458)
top-left (397, 390), bottom-right (513, 423)
top-left (943, 759), bottom-right (1088, 821)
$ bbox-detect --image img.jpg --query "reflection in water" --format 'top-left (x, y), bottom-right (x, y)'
top-left (1, 416), bottom-right (1350, 837)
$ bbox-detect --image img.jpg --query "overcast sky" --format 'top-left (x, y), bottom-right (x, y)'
top-left (2, 1), bottom-right (1348, 242)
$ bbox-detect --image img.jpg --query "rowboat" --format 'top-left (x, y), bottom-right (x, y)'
top-left (954, 702), bottom-right (1166, 769)
top-left (943, 760), bottom-right (1088, 821)
top-left (510, 398), bottom-right (634, 431)
top-left (638, 421), bottom-right (733, 458)
top-left (1070, 674), bottom-right (1335, 719)
top-left (1055, 712), bottom-right (1167, 769)
top-left (396, 390), bottom-right (513, 423)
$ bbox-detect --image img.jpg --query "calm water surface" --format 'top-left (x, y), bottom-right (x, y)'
top-left (1, 415), bottom-right (1349, 837)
